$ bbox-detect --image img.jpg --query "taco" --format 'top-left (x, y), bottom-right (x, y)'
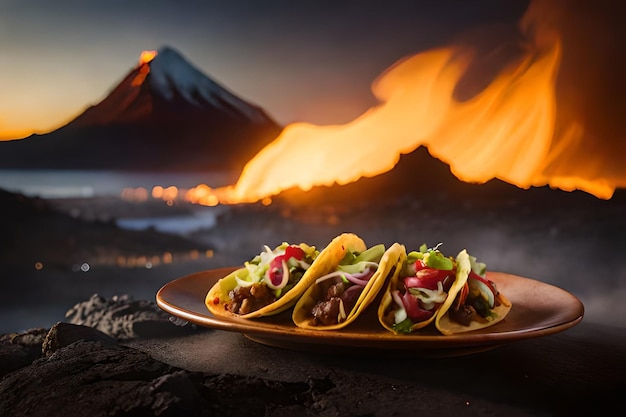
top-left (434, 249), bottom-right (512, 334)
top-left (293, 242), bottom-right (404, 330)
top-left (205, 233), bottom-right (367, 318)
top-left (377, 243), bottom-right (465, 334)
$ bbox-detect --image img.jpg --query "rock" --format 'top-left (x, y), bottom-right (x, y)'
top-left (0, 338), bottom-right (200, 416)
top-left (41, 322), bottom-right (117, 356)
top-left (1, 323), bottom-right (116, 378)
top-left (0, 324), bottom-right (332, 417)
top-left (65, 293), bottom-right (198, 340)
top-left (0, 327), bottom-right (47, 379)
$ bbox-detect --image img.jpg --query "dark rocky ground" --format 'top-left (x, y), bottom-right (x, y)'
top-left (2, 320), bottom-right (333, 417)
top-left (1, 283), bottom-right (624, 416)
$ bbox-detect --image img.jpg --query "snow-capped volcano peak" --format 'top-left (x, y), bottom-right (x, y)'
top-left (149, 46), bottom-right (214, 103)
top-left (149, 46), bottom-right (218, 104)
top-left (147, 46), bottom-right (268, 123)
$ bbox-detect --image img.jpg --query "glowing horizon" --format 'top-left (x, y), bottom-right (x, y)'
top-left (1, 3), bottom-right (530, 142)
top-left (0, 116), bottom-right (74, 141)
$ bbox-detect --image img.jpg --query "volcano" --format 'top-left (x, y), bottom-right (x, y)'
top-left (0, 46), bottom-right (282, 172)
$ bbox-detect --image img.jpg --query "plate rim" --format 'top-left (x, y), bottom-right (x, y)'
top-left (156, 267), bottom-right (584, 351)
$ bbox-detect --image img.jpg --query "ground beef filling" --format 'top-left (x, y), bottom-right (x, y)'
top-left (449, 283), bottom-right (501, 326)
top-left (449, 304), bottom-right (479, 326)
top-left (226, 283), bottom-right (276, 315)
top-left (310, 280), bottom-right (364, 326)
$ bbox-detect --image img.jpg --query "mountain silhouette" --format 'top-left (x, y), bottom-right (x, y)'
top-left (0, 46), bottom-right (282, 172)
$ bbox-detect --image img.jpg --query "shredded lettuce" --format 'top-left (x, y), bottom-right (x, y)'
top-left (336, 244), bottom-right (385, 274)
top-left (469, 255), bottom-right (487, 276)
top-left (408, 281), bottom-right (447, 306)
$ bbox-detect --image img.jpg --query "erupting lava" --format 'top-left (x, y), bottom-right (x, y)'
top-left (138, 50), bottom-right (158, 65)
top-left (183, 0), bottom-right (623, 205)
top-left (132, 50), bottom-right (158, 87)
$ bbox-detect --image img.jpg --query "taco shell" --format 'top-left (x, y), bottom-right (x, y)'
top-left (377, 245), bottom-right (469, 334)
top-left (293, 242), bottom-right (404, 330)
top-left (435, 249), bottom-right (512, 335)
top-left (205, 233), bottom-right (369, 319)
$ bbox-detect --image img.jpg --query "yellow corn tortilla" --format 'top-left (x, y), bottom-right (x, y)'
top-left (205, 233), bottom-right (369, 319)
top-left (293, 242), bottom-right (404, 330)
top-left (435, 249), bottom-right (512, 335)
top-left (377, 245), bottom-right (469, 334)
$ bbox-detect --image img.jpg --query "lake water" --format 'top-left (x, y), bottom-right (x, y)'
top-left (115, 211), bottom-right (225, 235)
top-left (0, 169), bottom-right (238, 235)
top-left (0, 169), bottom-right (238, 198)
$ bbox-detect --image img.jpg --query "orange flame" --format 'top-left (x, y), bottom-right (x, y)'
top-left (213, 42), bottom-right (560, 204)
top-left (184, 1), bottom-right (622, 205)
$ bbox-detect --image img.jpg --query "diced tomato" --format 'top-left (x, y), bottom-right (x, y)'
top-left (413, 260), bottom-right (428, 271)
top-left (404, 261), bottom-right (455, 290)
top-left (404, 269), bottom-right (452, 290)
top-left (284, 245), bottom-right (305, 261)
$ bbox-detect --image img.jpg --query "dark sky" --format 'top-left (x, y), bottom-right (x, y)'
top-left (0, 0), bottom-right (529, 139)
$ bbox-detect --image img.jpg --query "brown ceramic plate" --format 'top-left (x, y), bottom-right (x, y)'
top-left (156, 267), bottom-right (584, 356)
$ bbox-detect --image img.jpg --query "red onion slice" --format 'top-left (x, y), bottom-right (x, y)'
top-left (315, 270), bottom-right (373, 286)
top-left (264, 258), bottom-right (289, 289)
